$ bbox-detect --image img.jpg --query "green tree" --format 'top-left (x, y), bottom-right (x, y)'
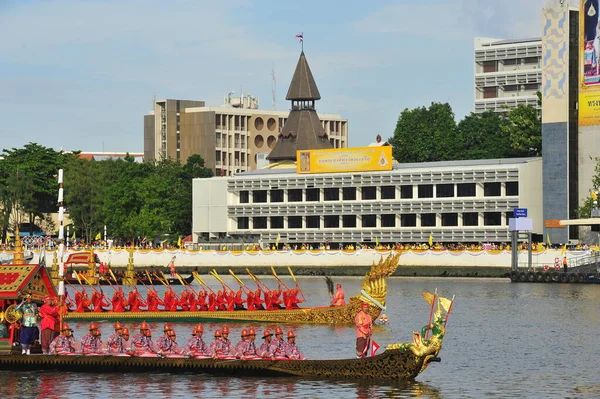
top-left (500, 105), bottom-right (542, 157)
top-left (577, 157), bottom-right (600, 218)
top-left (457, 111), bottom-right (512, 159)
top-left (389, 102), bottom-right (461, 163)
top-left (0, 143), bottom-right (65, 237)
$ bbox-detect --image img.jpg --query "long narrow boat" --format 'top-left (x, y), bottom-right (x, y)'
top-left (62, 254), bottom-right (400, 324)
top-left (0, 305), bottom-right (448, 381)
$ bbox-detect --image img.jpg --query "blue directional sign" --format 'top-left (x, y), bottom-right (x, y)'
top-left (513, 208), bottom-right (527, 218)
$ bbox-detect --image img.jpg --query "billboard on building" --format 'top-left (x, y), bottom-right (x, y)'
top-left (296, 146), bottom-right (393, 174)
top-left (580, 0), bottom-right (600, 126)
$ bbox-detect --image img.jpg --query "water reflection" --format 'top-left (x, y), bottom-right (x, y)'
top-left (1, 277), bottom-right (600, 398)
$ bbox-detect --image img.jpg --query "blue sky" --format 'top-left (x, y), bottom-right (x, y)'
top-left (0, 0), bottom-right (544, 153)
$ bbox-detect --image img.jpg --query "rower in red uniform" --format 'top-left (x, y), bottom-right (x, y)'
top-left (75, 289), bottom-right (92, 312)
top-left (207, 292), bottom-right (217, 312)
top-left (91, 290), bottom-right (110, 312)
top-left (254, 289), bottom-right (264, 310)
top-left (184, 324), bottom-right (208, 357)
top-left (197, 290), bottom-right (208, 311)
top-left (179, 291), bottom-right (189, 311)
top-left (146, 290), bottom-right (164, 312)
top-left (234, 289), bottom-right (245, 310)
top-left (187, 291), bottom-right (198, 311)
top-left (246, 291), bottom-right (255, 310)
top-left (111, 289), bottom-right (127, 312)
top-left (128, 288), bottom-right (145, 312)
top-left (163, 287), bottom-right (175, 311)
top-left (80, 322), bottom-right (103, 355)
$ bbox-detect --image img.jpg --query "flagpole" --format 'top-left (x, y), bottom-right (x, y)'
top-left (425, 288), bottom-right (437, 340)
top-left (444, 295), bottom-right (455, 327)
top-left (57, 169), bottom-right (66, 332)
top-left (301, 32), bottom-right (304, 52)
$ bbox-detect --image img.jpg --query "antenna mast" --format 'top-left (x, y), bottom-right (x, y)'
top-left (272, 66), bottom-right (276, 110)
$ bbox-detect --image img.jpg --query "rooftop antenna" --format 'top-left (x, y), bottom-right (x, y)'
top-left (272, 65), bottom-right (276, 110)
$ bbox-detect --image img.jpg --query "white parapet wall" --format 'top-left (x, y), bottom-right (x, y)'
top-left (7, 248), bottom-right (589, 269)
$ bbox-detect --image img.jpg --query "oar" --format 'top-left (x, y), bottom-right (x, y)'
top-left (192, 271), bottom-right (216, 294)
top-left (176, 272), bottom-right (199, 295)
top-left (270, 266), bottom-right (289, 290)
top-left (229, 270), bottom-right (251, 293)
top-left (210, 269), bottom-right (235, 292)
top-left (80, 273), bottom-right (101, 295)
top-left (246, 268), bottom-right (270, 292)
top-left (144, 270), bottom-right (159, 292)
top-left (287, 266), bottom-right (306, 302)
top-left (159, 271), bottom-right (181, 301)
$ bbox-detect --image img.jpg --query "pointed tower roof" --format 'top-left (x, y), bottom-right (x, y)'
top-left (267, 51), bottom-right (332, 162)
top-left (286, 51), bottom-right (321, 101)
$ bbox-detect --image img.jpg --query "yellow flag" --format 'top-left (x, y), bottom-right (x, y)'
top-left (438, 296), bottom-right (452, 312)
top-left (421, 292), bottom-right (435, 306)
top-left (428, 234), bottom-right (433, 247)
top-left (546, 234), bottom-right (551, 247)
top-left (95, 232), bottom-right (101, 240)
top-left (375, 237), bottom-right (379, 246)
top-left (71, 231), bottom-right (76, 240)
top-left (177, 236), bottom-right (182, 247)
top-left (275, 233), bottom-right (281, 247)
top-left (591, 189), bottom-right (598, 201)
top-left (560, 244), bottom-right (567, 257)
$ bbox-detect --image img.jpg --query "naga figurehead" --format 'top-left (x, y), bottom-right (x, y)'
top-left (357, 253), bottom-right (400, 308)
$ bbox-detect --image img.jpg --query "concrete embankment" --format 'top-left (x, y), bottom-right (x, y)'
top-left (9, 248), bottom-right (585, 277)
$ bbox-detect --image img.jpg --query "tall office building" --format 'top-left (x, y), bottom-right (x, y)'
top-left (474, 37), bottom-right (542, 113)
top-left (144, 95), bottom-right (347, 175)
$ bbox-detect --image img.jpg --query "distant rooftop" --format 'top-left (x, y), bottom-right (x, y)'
top-left (235, 157), bottom-right (542, 177)
top-left (480, 37), bottom-right (541, 47)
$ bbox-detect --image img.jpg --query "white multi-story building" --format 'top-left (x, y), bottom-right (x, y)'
top-left (192, 157), bottom-right (543, 246)
top-left (474, 37), bottom-right (542, 113)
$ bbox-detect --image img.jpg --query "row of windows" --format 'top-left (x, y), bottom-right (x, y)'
top-left (238, 182), bottom-right (518, 203)
top-left (236, 212), bottom-right (508, 229)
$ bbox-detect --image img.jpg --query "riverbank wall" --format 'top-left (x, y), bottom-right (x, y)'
top-left (6, 248), bottom-right (588, 277)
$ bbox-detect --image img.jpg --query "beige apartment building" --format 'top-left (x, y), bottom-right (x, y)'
top-left (144, 95), bottom-right (348, 176)
top-left (474, 37), bottom-right (542, 113)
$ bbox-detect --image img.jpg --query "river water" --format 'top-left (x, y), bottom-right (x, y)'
top-left (1, 276), bottom-right (599, 398)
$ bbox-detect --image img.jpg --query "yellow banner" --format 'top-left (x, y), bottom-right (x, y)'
top-left (580, 0), bottom-right (600, 126)
top-left (296, 146), bottom-right (392, 174)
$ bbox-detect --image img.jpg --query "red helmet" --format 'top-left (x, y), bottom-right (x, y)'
top-left (361, 302), bottom-right (369, 308)
top-left (89, 322), bottom-right (100, 331)
top-left (61, 323), bottom-right (72, 332)
top-left (241, 329), bottom-right (248, 337)
top-left (121, 327), bottom-right (130, 335)
top-left (167, 329), bottom-right (176, 337)
top-left (262, 330), bottom-right (273, 339)
top-left (287, 330), bottom-right (296, 338)
top-left (163, 323), bottom-right (172, 332)
top-left (222, 326), bottom-right (229, 334)
top-left (214, 330), bottom-right (222, 337)
top-left (114, 321), bottom-right (123, 330)
top-left (195, 323), bottom-right (204, 333)
top-left (140, 321), bottom-right (149, 331)
top-left (275, 327), bottom-right (283, 335)
top-left (248, 328), bottom-right (256, 336)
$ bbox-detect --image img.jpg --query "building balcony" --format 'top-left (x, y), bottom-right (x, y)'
top-left (475, 70), bottom-right (541, 87)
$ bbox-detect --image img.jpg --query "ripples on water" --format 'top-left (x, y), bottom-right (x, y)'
top-left (1, 276), bottom-right (599, 398)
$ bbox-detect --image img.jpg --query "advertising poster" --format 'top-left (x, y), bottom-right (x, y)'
top-left (580, 0), bottom-right (600, 126)
top-left (296, 146), bottom-right (392, 174)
